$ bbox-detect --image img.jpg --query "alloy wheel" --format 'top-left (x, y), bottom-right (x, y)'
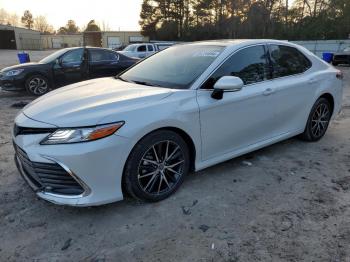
top-left (28, 77), bottom-right (48, 95)
top-left (137, 140), bottom-right (185, 195)
top-left (311, 102), bottom-right (330, 138)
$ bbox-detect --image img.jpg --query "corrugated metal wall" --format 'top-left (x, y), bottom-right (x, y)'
top-left (291, 40), bottom-right (350, 57)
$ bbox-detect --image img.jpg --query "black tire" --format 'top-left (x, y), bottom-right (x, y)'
top-left (124, 130), bottom-right (190, 202)
top-left (332, 61), bottom-right (338, 66)
top-left (25, 74), bottom-right (50, 96)
top-left (299, 98), bottom-right (332, 142)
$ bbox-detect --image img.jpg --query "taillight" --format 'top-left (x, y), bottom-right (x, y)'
top-left (336, 71), bottom-right (343, 80)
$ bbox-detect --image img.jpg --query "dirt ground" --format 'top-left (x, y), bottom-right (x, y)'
top-left (0, 67), bottom-right (350, 262)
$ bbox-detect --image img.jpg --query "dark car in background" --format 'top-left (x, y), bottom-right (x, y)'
top-left (0, 47), bottom-right (138, 95)
top-left (332, 47), bottom-right (350, 66)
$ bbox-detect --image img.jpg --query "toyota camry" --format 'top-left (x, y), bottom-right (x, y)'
top-left (13, 40), bottom-right (343, 206)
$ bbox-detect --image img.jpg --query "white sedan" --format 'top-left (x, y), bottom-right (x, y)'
top-left (13, 40), bottom-right (343, 206)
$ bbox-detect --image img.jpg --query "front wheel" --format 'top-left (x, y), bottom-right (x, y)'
top-left (299, 98), bottom-right (332, 142)
top-left (124, 130), bottom-right (190, 202)
top-left (25, 75), bottom-right (50, 96)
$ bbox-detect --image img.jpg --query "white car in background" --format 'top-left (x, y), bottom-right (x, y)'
top-left (13, 40), bottom-right (343, 206)
top-left (119, 42), bottom-right (174, 58)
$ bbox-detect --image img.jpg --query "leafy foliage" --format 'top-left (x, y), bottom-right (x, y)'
top-left (139, 0), bottom-right (350, 40)
top-left (57, 20), bottom-right (80, 34)
top-left (84, 20), bottom-right (101, 32)
top-left (21, 10), bottom-right (34, 29)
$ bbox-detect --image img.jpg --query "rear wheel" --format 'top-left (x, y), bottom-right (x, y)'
top-left (25, 75), bottom-right (50, 96)
top-left (300, 98), bottom-right (332, 142)
top-left (124, 130), bottom-right (190, 202)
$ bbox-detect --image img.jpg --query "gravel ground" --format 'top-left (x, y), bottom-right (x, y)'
top-left (0, 67), bottom-right (350, 262)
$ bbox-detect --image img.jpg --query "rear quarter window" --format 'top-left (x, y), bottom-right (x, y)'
top-left (269, 45), bottom-right (312, 78)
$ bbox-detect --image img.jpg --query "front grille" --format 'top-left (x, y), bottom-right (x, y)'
top-left (13, 124), bottom-right (57, 136)
top-left (14, 144), bottom-right (84, 196)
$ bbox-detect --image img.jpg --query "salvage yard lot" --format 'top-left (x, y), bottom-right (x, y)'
top-left (0, 67), bottom-right (350, 261)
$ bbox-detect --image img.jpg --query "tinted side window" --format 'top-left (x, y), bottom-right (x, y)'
top-left (61, 49), bottom-right (84, 64)
top-left (148, 45), bottom-right (154, 51)
top-left (137, 45), bottom-right (146, 52)
top-left (269, 45), bottom-right (311, 78)
top-left (90, 50), bottom-right (118, 62)
top-left (202, 45), bottom-right (270, 89)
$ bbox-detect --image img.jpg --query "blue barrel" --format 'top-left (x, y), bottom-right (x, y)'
top-left (322, 52), bottom-right (333, 63)
top-left (17, 52), bottom-right (30, 63)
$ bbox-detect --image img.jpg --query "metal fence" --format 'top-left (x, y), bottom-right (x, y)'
top-left (291, 40), bottom-right (350, 57)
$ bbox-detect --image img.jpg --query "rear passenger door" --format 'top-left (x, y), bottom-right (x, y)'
top-left (267, 44), bottom-right (314, 134)
top-left (88, 49), bottom-right (120, 78)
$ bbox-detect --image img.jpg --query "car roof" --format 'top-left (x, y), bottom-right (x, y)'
top-left (86, 47), bottom-right (116, 52)
top-left (184, 39), bottom-right (293, 47)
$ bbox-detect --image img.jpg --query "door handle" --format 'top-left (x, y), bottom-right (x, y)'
top-left (263, 88), bottom-right (274, 96)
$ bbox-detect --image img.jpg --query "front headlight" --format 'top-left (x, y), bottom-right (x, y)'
top-left (40, 122), bottom-right (124, 145)
top-left (5, 69), bottom-right (24, 77)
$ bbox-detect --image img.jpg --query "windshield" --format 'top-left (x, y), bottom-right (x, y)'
top-left (120, 44), bottom-right (224, 89)
top-left (123, 45), bottom-right (138, 52)
top-left (39, 49), bottom-right (70, 63)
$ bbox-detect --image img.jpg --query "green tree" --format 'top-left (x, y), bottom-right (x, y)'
top-left (139, 0), bottom-right (350, 41)
top-left (66, 20), bottom-right (79, 33)
top-left (57, 20), bottom-right (79, 34)
top-left (21, 10), bottom-right (34, 29)
top-left (85, 20), bottom-right (101, 31)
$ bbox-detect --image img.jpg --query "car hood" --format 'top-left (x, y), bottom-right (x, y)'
top-left (118, 51), bottom-right (137, 57)
top-left (23, 77), bottom-right (173, 127)
top-left (1, 62), bottom-right (44, 72)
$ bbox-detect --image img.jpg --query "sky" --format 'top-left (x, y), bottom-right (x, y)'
top-left (0, 0), bottom-right (143, 31)
top-left (0, 0), bottom-right (296, 31)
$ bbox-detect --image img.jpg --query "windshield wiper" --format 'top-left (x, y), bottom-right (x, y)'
top-left (115, 76), bottom-right (161, 87)
top-left (132, 80), bottom-right (161, 87)
top-left (115, 75), bottom-right (129, 82)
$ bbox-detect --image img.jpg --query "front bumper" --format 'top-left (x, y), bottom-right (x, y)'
top-left (13, 113), bottom-right (132, 206)
top-left (0, 74), bottom-right (26, 91)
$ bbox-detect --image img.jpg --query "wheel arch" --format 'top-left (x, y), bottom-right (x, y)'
top-left (24, 71), bottom-right (52, 87)
top-left (121, 126), bottom-right (197, 195)
top-left (319, 93), bottom-right (334, 116)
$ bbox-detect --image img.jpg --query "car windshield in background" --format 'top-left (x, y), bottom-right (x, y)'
top-left (120, 45), bottom-right (224, 89)
top-left (39, 49), bottom-right (69, 64)
top-left (123, 45), bottom-right (137, 52)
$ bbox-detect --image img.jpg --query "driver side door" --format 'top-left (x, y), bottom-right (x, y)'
top-left (197, 45), bottom-right (278, 161)
top-left (53, 48), bottom-right (87, 87)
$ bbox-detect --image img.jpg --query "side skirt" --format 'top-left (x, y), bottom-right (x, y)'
top-left (195, 129), bottom-right (304, 172)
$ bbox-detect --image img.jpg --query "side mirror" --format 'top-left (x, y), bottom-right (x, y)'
top-left (211, 76), bottom-right (244, 99)
top-left (56, 58), bottom-right (61, 66)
